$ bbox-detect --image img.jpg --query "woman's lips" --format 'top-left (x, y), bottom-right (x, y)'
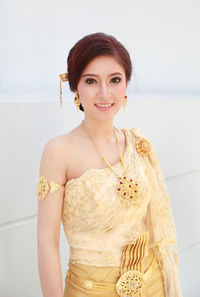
top-left (95, 103), bottom-right (114, 111)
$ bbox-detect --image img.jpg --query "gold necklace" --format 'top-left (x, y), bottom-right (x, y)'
top-left (82, 120), bottom-right (143, 207)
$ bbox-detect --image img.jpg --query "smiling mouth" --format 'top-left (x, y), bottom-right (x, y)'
top-left (95, 103), bottom-right (114, 107)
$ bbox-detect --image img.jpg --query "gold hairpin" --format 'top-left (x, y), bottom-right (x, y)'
top-left (59, 73), bottom-right (68, 82)
top-left (59, 73), bottom-right (68, 109)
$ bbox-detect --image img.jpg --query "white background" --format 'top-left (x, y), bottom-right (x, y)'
top-left (0, 0), bottom-right (199, 96)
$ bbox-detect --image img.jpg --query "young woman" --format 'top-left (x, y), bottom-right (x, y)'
top-left (36, 32), bottom-right (182, 297)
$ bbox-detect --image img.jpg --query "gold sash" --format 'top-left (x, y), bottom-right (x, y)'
top-left (66, 233), bottom-right (160, 297)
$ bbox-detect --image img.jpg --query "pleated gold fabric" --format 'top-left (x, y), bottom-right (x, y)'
top-left (63, 248), bottom-right (165, 297)
top-left (120, 232), bottom-right (149, 274)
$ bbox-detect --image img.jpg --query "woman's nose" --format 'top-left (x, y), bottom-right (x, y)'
top-left (99, 82), bottom-right (110, 99)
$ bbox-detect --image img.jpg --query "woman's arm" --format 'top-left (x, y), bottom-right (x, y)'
top-left (37, 137), bottom-right (67, 297)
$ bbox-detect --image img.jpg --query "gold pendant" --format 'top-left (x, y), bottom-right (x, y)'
top-left (117, 176), bottom-right (142, 207)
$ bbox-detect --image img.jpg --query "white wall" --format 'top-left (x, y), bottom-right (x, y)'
top-left (0, 0), bottom-right (199, 95)
top-left (0, 95), bottom-right (200, 297)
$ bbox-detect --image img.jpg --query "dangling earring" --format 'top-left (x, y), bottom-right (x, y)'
top-left (123, 95), bottom-right (127, 111)
top-left (74, 91), bottom-right (81, 112)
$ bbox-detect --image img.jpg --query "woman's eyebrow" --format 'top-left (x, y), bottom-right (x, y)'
top-left (81, 72), bottom-right (123, 78)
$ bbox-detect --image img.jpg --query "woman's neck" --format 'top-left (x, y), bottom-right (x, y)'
top-left (81, 118), bottom-right (117, 141)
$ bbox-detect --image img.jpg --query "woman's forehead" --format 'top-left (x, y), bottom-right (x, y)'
top-left (81, 55), bottom-right (125, 75)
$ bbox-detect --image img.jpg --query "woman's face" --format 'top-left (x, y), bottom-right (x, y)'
top-left (77, 55), bottom-right (127, 121)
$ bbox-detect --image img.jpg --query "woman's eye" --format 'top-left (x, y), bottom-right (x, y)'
top-left (111, 77), bottom-right (121, 83)
top-left (85, 78), bottom-right (96, 84)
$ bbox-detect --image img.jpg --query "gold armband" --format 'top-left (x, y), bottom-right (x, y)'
top-left (36, 176), bottom-right (62, 200)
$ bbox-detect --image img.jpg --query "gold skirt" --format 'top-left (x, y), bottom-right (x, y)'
top-left (64, 234), bottom-right (165, 297)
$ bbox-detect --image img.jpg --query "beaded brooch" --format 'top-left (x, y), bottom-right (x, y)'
top-left (117, 176), bottom-right (145, 207)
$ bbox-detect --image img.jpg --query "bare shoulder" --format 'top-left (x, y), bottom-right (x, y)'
top-left (44, 125), bottom-right (80, 156)
top-left (41, 126), bottom-right (81, 181)
top-left (39, 133), bottom-right (71, 185)
top-left (56, 125), bottom-right (83, 154)
top-left (44, 132), bottom-right (70, 154)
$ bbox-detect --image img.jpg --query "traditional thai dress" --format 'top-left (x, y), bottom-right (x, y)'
top-left (37, 127), bottom-right (183, 297)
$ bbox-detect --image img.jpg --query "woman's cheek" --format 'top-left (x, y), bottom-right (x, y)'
top-left (115, 85), bottom-right (126, 97)
top-left (78, 85), bottom-right (94, 99)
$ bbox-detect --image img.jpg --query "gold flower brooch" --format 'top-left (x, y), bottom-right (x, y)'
top-left (135, 137), bottom-right (151, 156)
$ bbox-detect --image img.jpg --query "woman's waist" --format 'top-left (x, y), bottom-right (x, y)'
top-left (69, 245), bottom-right (123, 266)
top-left (68, 229), bottom-right (148, 267)
top-left (65, 246), bottom-right (160, 297)
top-left (68, 246), bottom-right (155, 277)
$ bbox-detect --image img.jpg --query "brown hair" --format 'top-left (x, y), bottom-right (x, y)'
top-left (67, 32), bottom-right (132, 112)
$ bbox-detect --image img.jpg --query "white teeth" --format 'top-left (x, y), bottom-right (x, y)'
top-left (96, 103), bottom-right (112, 107)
